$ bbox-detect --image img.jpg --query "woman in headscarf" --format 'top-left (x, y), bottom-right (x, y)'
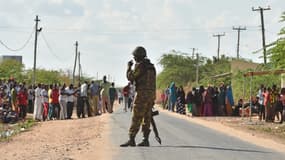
top-left (169, 82), bottom-right (177, 112)
top-left (176, 86), bottom-right (186, 114)
top-left (203, 86), bottom-right (214, 116)
top-left (225, 85), bottom-right (234, 116)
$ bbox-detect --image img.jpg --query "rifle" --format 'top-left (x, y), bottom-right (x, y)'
top-left (151, 110), bottom-right (161, 144)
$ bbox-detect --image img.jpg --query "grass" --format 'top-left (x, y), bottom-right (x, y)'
top-left (0, 118), bottom-right (37, 141)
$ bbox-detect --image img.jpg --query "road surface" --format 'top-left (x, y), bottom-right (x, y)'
top-left (109, 106), bottom-right (285, 160)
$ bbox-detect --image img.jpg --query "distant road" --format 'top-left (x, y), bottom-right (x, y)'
top-left (109, 106), bottom-right (285, 160)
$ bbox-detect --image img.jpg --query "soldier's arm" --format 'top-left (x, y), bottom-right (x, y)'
top-left (127, 63), bottom-right (143, 82)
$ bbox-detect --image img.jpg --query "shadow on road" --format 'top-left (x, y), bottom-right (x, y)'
top-left (152, 145), bottom-right (271, 153)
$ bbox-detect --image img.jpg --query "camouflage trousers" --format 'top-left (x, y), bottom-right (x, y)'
top-left (129, 91), bottom-right (155, 137)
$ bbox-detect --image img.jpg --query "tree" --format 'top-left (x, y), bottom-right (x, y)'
top-left (157, 50), bottom-right (196, 88)
top-left (25, 69), bottom-right (63, 85)
top-left (268, 11), bottom-right (285, 68)
top-left (0, 59), bottom-right (25, 80)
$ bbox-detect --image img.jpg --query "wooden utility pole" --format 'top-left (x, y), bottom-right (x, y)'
top-left (78, 51), bottom-right (81, 83)
top-left (72, 41), bottom-right (78, 84)
top-left (233, 26), bottom-right (246, 59)
top-left (33, 15), bottom-right (42, 86)
top-left (196, 53), bottom-right (199, 84)
top-left (190, 48), bottom-right (197, 59)
top-left (213, 33), bottom-right (225, 61)
top-left (252, 6), bottom-right (271, 64)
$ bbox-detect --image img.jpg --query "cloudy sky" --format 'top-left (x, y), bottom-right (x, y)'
top-left (0, 0), bottom-right (284, 86)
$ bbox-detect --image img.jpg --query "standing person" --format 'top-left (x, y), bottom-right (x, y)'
top-left (225, 85), bottom-right (234, 116)
top-left (176, 86), bottom-right (186, 115)
top-left (59, 83), bottom-right (67, 120)
top-left (90, 81), bottom-right (100, 115)
top-left (17, 86), bottom-right (28, 120)
top-left (66, 84), bottom-right (75, 119)
top-left (41, 84), bottom-right (49, 121)
top-left (11, 84), bottom-right (18, 113)
top-left (198, 85), bottom-right (205, 116)
top-left (203, 86), bottom-right (214, 116)
top-left (100, 76), bottom-right (111, 113)
top-left (76, 83), bottom-right (83, 118)
top-left (263, 87), bottom-right (273, 122)
top-left (120, 46), bottom-right (156, 147)
top-left (117, 89), bottom-right (123, 105)
top-left (280, 88), bottom-right (285, 123)
top-left (109, 82), bottom-right (117, 113)
top-left (27, 85), bottom-right (34, 114)
top-left (212, 86), bottom-right (219, 116)
top-left (163, 87), bottom-right (169, 109)
top-left (186, 88), bottom-right (194, 115)
top-left (33, 83), bottom-right (42, 121)
top-left (48, 84), bottom-right (54, 120)
top-left (169, 82), bottom-right (176, 112)
top-left (257, 84), bottom-right (265, 120)
top-left (51, 84), bottom-right (60, 120)
top-left (165, 86), bottom-right (171, 110)
top-left (122, 83), bottom-right (130, 112)
top-left (271, 84), bottom-right (280, 121)
top-left (80, 81), bottom-right (91, 117)
top-left (218, 83), bottom-right (226, 116)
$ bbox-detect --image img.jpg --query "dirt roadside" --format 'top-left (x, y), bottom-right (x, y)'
top-left (0, 114), bottom-right (112, 160)
top-left (158, 107), bottom-right (285, 153)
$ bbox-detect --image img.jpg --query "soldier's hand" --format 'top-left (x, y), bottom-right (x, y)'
top-left (128, 60), bottom-right (133, 67)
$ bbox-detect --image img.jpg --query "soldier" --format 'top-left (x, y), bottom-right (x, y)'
top-left (120, 46), bottom-right (156, 147)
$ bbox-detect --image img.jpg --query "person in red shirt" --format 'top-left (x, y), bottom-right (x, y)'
top-left (51, 84), bottom-right (60, 120)
top-left (17, 86), bottom-right (28, 120)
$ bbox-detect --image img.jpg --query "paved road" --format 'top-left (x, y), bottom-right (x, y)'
top-left (109, 107), bottom-right (285, 160)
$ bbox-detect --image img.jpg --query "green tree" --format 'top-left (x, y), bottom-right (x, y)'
top-left (268, 11), bottom-right (285, 68)
top-left (0, 59), bottom-right (25, 80)
top-left (199, 55), bottom-right (231, 86)
top-left (157, 50), bottom-right (196, 88)
top-left (25, 69), bottom-right (63, 85)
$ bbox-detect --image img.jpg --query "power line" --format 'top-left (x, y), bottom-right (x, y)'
top-left (41, 25), bottom-right (261, 34)
top-left (0, 26), bottom-right (34, 51)
top-left (40, 32), bottom-right (63, 61)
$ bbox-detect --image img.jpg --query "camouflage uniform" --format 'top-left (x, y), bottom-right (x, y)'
top-left (127, 58), bottom-right (156, 138)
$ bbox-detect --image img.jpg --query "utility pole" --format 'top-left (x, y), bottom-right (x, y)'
top-left (190, 48), bottom-right (197, 59)
top-left (78, 51), bottom-right (81, 83)
top-left (33, 15), bottom-right (42, 86)
top-left (252, 6), bottom-right (271, 64)
top-left (196, 53), bottom-right (199, 84)
top-left (233, 26), bottom-right (246, 59)
top-left (72, 41), bottom-right (78, 84)
top-left (213, 33), bottom-right (225, 61)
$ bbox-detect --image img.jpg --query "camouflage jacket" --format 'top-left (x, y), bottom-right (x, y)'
top-left (127, 58), bottom-right (156, 92)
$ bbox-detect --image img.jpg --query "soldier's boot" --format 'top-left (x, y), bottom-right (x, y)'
top-left (137, 130), bottom-right (151, 147)
top-left (120, 135), bottom-right (136, 147)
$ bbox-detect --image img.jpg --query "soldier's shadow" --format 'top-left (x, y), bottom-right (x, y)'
top-left (152, 145), bottom-right (270, 153)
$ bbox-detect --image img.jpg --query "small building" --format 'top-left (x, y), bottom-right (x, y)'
top-left (0, 55), bottom-right (22, 64)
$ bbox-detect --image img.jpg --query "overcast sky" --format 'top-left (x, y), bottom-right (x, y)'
top-left (0, 0), bottom-right (284, 86)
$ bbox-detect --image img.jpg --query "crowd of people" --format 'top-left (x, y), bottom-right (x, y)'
top-left (160, 82), bottom-right (285, 123)
top-left (254, 84), bottom-right (285, 122)
top-left (161, 82), bottom-right (235, 117)
top-left (0, 75), bottom-right (119, 123)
